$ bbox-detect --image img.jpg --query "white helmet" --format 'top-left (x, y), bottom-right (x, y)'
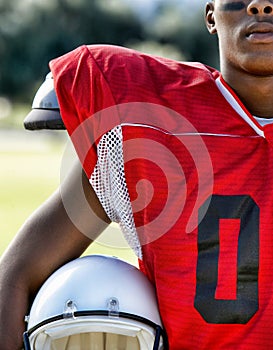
top-left (23, 255), bottom-right (168, 350)
top-left (24, 72), bottom-right (65, 130)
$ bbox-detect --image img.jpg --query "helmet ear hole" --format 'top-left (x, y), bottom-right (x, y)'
top-left (24, 255), bottom-right (168, 350)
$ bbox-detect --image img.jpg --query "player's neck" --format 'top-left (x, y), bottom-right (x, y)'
top-left (222, 71), bottom-right (273, 119)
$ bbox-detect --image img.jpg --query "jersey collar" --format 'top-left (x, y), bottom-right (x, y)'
top-left (216, 76), bottom-right (265, 138)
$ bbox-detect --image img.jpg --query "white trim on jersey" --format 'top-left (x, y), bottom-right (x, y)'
top-left (253, 116), bottom-right (273, 127)
top-left (120, 123), bottom-right (260, 138)
top-left (216, 77), bottom-right (265, 138)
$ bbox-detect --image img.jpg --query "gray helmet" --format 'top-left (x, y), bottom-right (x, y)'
top-left (24, 72), bottom-right (65, 130)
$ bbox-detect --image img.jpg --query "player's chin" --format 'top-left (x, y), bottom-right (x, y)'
top-left (242, 56), bottom-right (273, 76)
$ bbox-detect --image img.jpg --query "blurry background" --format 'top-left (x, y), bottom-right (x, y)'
top-left (0, 0), bottom-right (218, 264)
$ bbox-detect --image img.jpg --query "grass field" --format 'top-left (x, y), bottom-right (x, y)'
top-left (0, 129), bottom-right (138, 265)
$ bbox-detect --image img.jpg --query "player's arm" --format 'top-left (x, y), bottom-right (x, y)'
top-left (0, 161), bottom-right (110, 350)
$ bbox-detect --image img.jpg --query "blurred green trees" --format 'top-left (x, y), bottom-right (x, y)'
top-left (0, 0), bottom-right (218, 103)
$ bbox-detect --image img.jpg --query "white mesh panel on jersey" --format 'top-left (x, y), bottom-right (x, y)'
top-left (90, 125), bottom-right (142, 258)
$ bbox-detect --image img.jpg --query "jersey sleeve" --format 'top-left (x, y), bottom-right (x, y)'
top-left (49, 44), bottom-right (117, 178)
top-left (49, 45), bottom-right (143, 257)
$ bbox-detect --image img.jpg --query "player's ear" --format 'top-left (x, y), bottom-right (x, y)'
top-left (205, 2), bottom-right (217, 35)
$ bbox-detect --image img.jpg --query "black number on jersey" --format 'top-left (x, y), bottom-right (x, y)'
top-left (194, 195), bottom-right (259, 324)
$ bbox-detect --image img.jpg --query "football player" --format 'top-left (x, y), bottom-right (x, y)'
top-left (2, 0), bottom-right (273, 348)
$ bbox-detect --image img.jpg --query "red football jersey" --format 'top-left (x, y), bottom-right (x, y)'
top-left (50, 45), bottom-right (273, 349)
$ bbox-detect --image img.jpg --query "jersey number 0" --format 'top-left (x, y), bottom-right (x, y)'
top-left (195, 195), bottom-right (259, 324)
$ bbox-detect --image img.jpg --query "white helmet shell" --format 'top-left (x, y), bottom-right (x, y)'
top-left (24, 255), bottom-right (167, 350)
top-left (24, 72), bottom-right (65, 130)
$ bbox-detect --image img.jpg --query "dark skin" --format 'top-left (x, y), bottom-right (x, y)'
top-left (2, 1), bottom-right (273, 348)
top-left (0, 162), bottom-right (110, 349)
top-left (206, 0), bottom-right (273, 118)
